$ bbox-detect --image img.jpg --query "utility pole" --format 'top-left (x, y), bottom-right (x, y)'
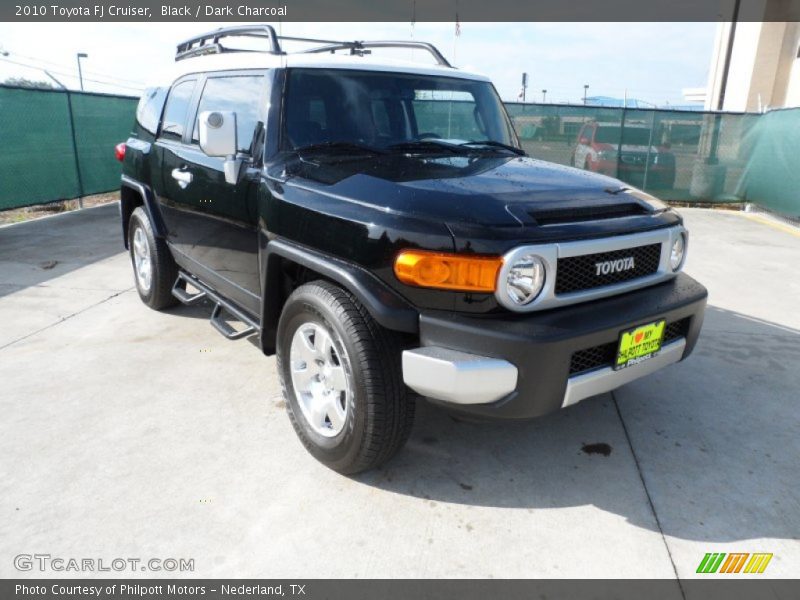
top-left (76, 52), bottom-right (88, 91)
top-left (541, 89), bottom-right (547, 103)
top-left (521, 72), bottom-right (528, 102)
top-left (583, 84), bottom-right (589, 105)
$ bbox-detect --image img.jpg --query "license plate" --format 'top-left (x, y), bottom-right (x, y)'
top-left (615, 320), bottom-right (666, 370)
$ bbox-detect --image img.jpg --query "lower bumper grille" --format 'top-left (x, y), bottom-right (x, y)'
top-left (569, 317), bottom-right (691, 376)
top-left (555, 243), bottom-right (662, 295)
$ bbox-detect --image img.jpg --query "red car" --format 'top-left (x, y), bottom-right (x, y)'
top-left (573, 122), bottom-right (676, 189)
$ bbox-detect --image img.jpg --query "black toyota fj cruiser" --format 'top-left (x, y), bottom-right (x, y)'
top-left (117, 26), bottom-right (706, 474)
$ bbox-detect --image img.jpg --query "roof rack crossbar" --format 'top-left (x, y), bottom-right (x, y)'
top-left (302, 40), bottom-right (452, 68)
top-left (176, 25), bottom-right (283, 61)
top-left (175, 26), bottom-right (453, 69)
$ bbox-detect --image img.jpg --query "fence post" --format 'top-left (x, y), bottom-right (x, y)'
top-left (65, 90), bottom-right (85, 209)
top-left (616, 105), bottom-right (627, 181)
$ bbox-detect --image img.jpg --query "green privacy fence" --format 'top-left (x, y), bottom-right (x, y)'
top-left (0, 85), bottom-right (137, 211)
top-left (0, 85), bottom-right (798, 220)
top-left (504, 102), bottom-right (765, 204)
top-left (734, 108), bottom-right (800, 218)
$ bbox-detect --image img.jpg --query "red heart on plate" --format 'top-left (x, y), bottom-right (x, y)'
top-left (634, 332), bottom-right (644, 343)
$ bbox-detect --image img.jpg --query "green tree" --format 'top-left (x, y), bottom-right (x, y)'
top-left (2, 77), bottom-right (55, 89)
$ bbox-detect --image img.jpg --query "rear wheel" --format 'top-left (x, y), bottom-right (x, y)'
top-left (276, 280), bottom-right (415, 474)
top-left (128, 206), bottom-right (178, 310)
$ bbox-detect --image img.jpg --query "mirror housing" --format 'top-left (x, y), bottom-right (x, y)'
top-left (199, 110), bottom-right (242, 185)
top-left (579, 136), bottom-right (590, 145)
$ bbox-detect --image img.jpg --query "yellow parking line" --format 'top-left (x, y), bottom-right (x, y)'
top-left (741, 213), bottom-right (800, 239)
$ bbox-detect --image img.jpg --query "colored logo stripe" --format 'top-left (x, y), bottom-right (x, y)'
top-left (719, 553), bottom-right (749, 573)
top-left (696, 552), bottom-right (773, 574)
top-left (697, 553), bottom-right (726, 573)
top-left (744, 553), bottom-right (773, 574)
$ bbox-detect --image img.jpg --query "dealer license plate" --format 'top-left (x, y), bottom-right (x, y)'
top-left (615, 320), bottom-right (666, 370)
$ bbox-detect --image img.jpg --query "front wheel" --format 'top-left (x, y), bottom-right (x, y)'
top-left (276, 281), bottom-right (415, 474)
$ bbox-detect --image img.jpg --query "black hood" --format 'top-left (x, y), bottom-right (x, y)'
top-left (278, 153), bottom-right (664, 229)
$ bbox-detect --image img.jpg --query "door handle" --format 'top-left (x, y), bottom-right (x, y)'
top-left (171, 168), bottom-right (193, 189)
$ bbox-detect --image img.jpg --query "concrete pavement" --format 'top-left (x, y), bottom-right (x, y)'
top-left (0, 205), bottom-right (797, 581)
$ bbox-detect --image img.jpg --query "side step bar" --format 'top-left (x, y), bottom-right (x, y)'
top-left (171, 272), bottom-right (259, 340)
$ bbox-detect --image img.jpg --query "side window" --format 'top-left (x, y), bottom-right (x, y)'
top-left (160, 80), bottom-right (196, 141)
top-left (136, 87), bottom-right (168, 136)
top-left (192, 75), bottom-right (265, 154)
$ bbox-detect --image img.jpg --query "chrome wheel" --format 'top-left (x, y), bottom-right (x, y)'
top-left (132, 226), bottom-right (152, 293)
top-left (289, 321), bottom-right (351, 438)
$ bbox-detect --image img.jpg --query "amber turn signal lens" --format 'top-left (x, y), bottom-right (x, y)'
top-left (394, 250), bottom-right (502, 292)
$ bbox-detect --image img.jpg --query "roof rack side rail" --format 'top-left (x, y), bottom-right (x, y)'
top-left (303, 41), bottom-right (453, 68)
top-left (176, 25), bottom-right (282, 61)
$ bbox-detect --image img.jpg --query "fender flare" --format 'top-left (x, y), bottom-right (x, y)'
top-left (260, 238), bottom-right (419, 355)
top-left (120, 175), bottom-right (167, 245)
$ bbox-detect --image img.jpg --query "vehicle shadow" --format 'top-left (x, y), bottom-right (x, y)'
top-left (0, 203), bottom-right (124, 299)
top-left (356, 305), bottom-right (800, 543)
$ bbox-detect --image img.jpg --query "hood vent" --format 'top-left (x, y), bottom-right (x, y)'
top-left (528, 202), bottom-right (650, 226)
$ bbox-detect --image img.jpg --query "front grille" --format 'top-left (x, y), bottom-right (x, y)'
top-left (569, 342), bottom-right (617, 375)
top-left (620, 153), bottom-right (654, 165)
top-left (555, 243), bottom-right (661, 295)
top-left (568, 317), bottom-right (692, 376)
top-left (663, 317), bottom-right (690, 342)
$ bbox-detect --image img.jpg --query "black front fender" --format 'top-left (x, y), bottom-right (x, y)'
top-left (260, 238), bottom-right (419, 355)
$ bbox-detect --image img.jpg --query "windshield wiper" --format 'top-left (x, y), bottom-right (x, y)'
top-left (387, 140), bottom-right (468, 155)
top-left (293, 141), bottom-right (387, 156)
top-left (459, 140), bottom-right (526, 156)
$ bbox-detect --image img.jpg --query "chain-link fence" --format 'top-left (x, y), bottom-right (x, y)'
top-left (0, 85), bottom-right (137, 211)
top-left (0, 85), bottom-right (798, 220)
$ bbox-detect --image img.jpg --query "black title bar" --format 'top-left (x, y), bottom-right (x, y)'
top-left (4, 0), bottom-right (800, 22)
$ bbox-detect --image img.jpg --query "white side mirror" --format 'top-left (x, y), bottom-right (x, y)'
top-left (198, 110), bottom-right (242, 185)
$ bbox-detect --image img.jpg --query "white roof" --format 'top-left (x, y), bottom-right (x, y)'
top-left (161, 51), bottom-right (491, 87)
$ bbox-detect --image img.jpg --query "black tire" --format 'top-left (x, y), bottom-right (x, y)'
top-left (128, 206), bottom-right (179, 310)
top-left (276, 280), bottom-right (415, 474)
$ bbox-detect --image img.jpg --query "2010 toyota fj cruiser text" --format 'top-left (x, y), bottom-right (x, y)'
top-left (117, 26), bottom-right (707, 474)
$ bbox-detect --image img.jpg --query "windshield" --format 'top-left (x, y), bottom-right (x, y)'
top-left (595, 126), bottom-right (654, 146)
top-left (283, 68), bottom-right (517, 152)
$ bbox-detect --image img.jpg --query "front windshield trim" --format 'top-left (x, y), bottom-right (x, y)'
top-left (280, 67), bottom-right (520, 155)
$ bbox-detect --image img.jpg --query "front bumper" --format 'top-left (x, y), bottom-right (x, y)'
top-left (402, 273), bottom-right (707, 419)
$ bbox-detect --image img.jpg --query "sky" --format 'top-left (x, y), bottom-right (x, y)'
top-left (0, 22), bottom-right (718, 105)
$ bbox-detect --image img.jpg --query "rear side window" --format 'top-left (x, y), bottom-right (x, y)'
top-left (136, 87), bottom-right (168, 136)
top-left (160, 79), bottom-right (196, 141)
top-left (191, 75), bottom-right (266, 153)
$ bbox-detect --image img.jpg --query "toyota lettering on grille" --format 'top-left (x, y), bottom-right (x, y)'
top-left (595, 256), bottom-right (635, 276)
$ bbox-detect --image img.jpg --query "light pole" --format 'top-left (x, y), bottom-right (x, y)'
top-left (541, 89), bottom-right (547, 103)
top-left (583, 84), bottom-right (589, 105)
top-left (521, 72), bottom-right (528, 102)
top-left (76, 52), bottom-right (88, 91)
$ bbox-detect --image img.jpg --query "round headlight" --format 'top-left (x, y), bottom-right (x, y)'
top-left (505, 254), bottom-right (546, 305)
top-left (670, 233), bottom-right (686, 271)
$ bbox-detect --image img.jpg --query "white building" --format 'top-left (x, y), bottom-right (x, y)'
top-left (705, 6), bottom-right (800, 111)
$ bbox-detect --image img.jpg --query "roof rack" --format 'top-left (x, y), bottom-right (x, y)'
top-left (175, 25), bottom-right (453, 68)
top-left (176, 25), bottom-right (282, 61)
top-left (301, 41), bottom-right (452, 68)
